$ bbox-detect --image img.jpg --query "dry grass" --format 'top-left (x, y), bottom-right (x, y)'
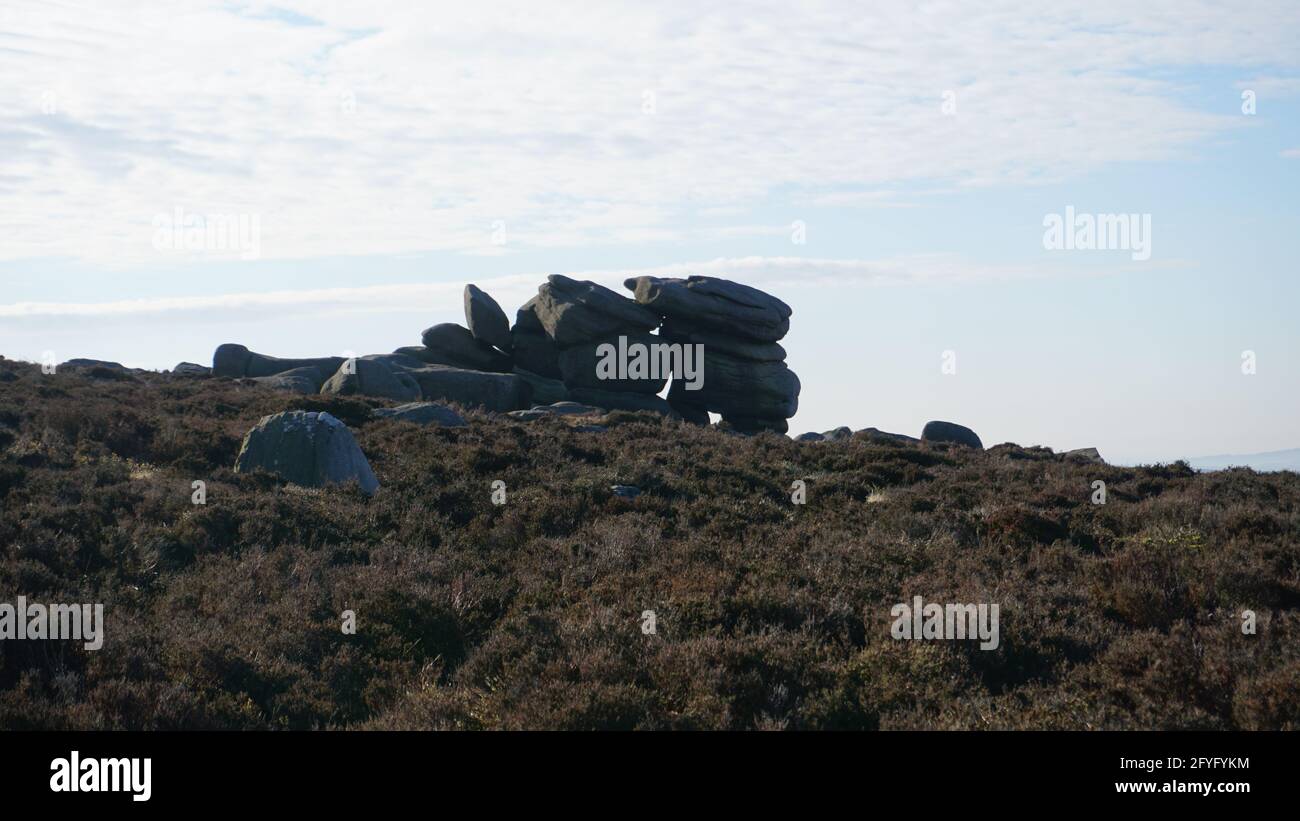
top-left (0, 358), bottom-right (1297, 729)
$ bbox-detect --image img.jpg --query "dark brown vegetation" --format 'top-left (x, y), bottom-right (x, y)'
top-left (1, 357), bottom-right (1298, 729)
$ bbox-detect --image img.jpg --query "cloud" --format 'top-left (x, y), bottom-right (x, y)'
top-left (1282, 148), bottom-right (1300, 158)
top-left (0, 254), bottom-right (1147, 321)
top-left (1, 1), bottom-right (1297, 264)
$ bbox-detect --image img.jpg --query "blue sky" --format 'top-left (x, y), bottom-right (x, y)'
top-left (1, 1), bottom-right (1298, 464)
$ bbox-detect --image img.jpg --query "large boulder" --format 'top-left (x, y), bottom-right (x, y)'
top-left (858, 427), bottom-right (920, 444)
top-left (921, 420), bottom-right (983, 449)
top-left (668, 348), bottom-right (799, 420)
top-left (321, 358), bottom-right (422, 402)
top-left (624, 276), bottom-right (792, 342)
top-left (464, 284), bottom-right (512, 352)
top-left (1062, 447), bottom-right (1105, 464)
top-left (418, 324), bottom-right (513, 373)
top-left (404, 365), bottom-right (531, 412)
top-left (172, 362), bottom-right (211, 377)
top-left (556, 331), bottom-right (668, 394)
top-left (234, 411), bottom-right (378, 495)
top-left (250, 366), bottom-right (326, 394)
top-left (213, 343), bottom-right (345, 380)
top-left (371, 402), bottom-right (466, 427)
top-left (533, 275), bottom-right (659, 347)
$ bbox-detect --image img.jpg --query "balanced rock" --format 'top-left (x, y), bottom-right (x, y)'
top-left (418, 323), bottom-right (513, 373)
top-left (921, 420), bottom-right (983, 449)
top-left (533, 275), bottom-right (659, 347)
top-left (371, 402), bottom-right (466, 427)
top-left (624, 275), bottom-right (792, 342)
top-left (234, 411), bottom-right (378, 495)
top-left (511, 299), bottom-right (563, 379)
top-left (464, 284), bottom-right (512, 352)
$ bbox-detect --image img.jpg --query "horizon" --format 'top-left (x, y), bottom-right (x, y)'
top-left (3, 1), bottom-right (1298, 464)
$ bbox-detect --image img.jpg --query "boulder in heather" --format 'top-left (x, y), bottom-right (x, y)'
top-left (172, 362), bottom-right (211, 377)
top-left (507, 402), bottom-right (604, 422)
top-left (795, 432), bottom-right (826, 442)
top-left (858, 427), bottom-right (920, 444)
top-left (464, 284), bottom-right (512, 352)
top-left (624, 275), bottom-right (792, 342)
top-left (371, 402), bottom-right (466, 427)
top-left (234, 410), bottom-right (378, 495)
top-left (921, 420), bottom-right (983, 449)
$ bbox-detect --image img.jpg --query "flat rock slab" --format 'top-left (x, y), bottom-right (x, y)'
top-left (624, 275), bottom-right (791, 342)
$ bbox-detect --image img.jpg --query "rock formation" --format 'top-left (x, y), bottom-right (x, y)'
top-left (624, 275), bottom-right (800, 433)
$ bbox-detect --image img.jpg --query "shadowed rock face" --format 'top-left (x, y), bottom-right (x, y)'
top-left (321, 358), bottom-right (422, 402)
top-left (403, 365), bottom-right (531, 413)
top-left (659, 318), bottom-right (786, 362)
top-left (557, 331), bottom-right (668, 394)
top-left (568, 387), bottom-right (678, 417)
top-left (668, 349), bottom-right (799, 420)
top-left (234, 410), bottom-right (378, 495)
top-left (533, 274), bottom-right (659, 347)
top-left (464, 284), bottom-right (513, 352)
top-left (624, 275), bottom-right (792, 342)
top-left (921, 420), bottom-right (983, 448)
top-left (512, 368), bottom-right (569, 405)
top-left (418, 324), bottom-right (513, 372)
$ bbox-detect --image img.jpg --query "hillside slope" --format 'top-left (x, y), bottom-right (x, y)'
top-left (1, 359), bottom-right (1298, 729)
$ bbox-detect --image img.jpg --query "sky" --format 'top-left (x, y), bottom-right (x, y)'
top-left (1, 0), bottom-right (1298, 465)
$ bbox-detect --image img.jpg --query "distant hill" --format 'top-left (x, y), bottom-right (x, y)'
top-left (1187, 448), bottom-right (1300, 473)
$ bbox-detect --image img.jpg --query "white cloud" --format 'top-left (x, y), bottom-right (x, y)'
top-left (1, 0), bottom-right (1296, 264)
top-left (0, 254), bottom-right (1153, 321)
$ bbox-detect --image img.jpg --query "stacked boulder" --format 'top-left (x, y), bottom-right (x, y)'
top-left (210, 275), bottom-right (799, 430)
top-left (623, 276), bottom-right (800, 433)
top-left (525, 275), bottom-right (675, 415)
